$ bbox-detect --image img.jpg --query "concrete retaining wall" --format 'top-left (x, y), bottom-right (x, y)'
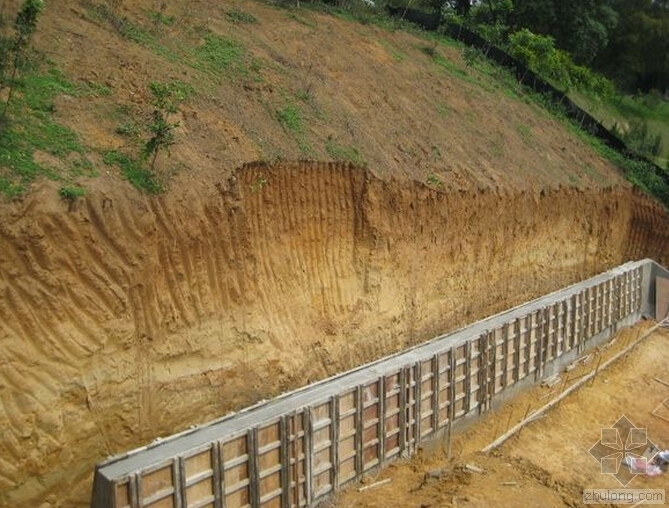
top-left (91, 259), bottom-right (665, 508)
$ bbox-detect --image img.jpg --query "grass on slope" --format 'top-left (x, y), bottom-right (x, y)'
top-left (1, 1), bottom-right (668, 208)
top-left (0, 65), bottom-right (97, 197)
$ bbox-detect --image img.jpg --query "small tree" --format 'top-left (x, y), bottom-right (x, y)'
top-left (142, 82), bottom-right (184, 171)
top-left (0, 0), bottom-right (44, 122)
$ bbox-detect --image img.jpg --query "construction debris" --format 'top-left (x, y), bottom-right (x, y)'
top-left (541, 374), bottom-right (561, 388)
top-left (357, 478), bottom-right (391, 492)
top-left (426, 468), bottom-right (448, 479)
top-left (464, 464), bottom-right (485, 474)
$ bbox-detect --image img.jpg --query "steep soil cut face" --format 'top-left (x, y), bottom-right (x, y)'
top-left (1, 162), bottom-right (669, 507)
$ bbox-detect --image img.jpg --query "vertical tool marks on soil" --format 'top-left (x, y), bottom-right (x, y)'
top-left (0, 163), bottom-right (668, 506)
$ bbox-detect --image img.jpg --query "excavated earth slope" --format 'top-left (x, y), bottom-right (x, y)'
top-left (1, 162), bottom-right (669, 507)
top-left (1, 1), bottom-right (669, 507)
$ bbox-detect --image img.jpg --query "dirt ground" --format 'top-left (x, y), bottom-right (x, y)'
top-left (335, 323), bottom-right (669, 508)
top-left (1, 2), bottom-right (669, 507)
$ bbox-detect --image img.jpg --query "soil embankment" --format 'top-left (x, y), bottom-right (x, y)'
top-left (1, 161), bottom-right (669, 507)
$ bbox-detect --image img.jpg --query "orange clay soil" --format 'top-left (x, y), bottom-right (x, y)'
top-left (1, 1), bottom-right (669, 507)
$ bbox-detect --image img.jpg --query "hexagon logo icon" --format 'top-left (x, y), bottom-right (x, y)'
top-left (588, 415), bottom-right (658, 486)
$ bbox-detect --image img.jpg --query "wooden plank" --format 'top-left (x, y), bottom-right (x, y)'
top-left (280, 417), bottom-right (289, 508)
top-left (582, 288), bottom-right (590, 348)
top-left (414, 362), bottom-right (422, 446)
top-left (535, 310), bottom-right (544, 382)
top-left (432, 355), bottom-right (440, 430)
top-left (501, 323), bottom-right (509, 389)
top-left (477, 333), bottom-right (487, 415)
top-left (303, 409), bottom-right (313, 507)
top-left (578, 291), bottom-right (586, 353)
top-left (176, 456), bottom-right (186, 508)
top-left (355, 387), bottom-right (363, 474)
top-left (513, 319), bottom-right (521, 383)
top-left (523, 316), bottom-right (532, 378)
top-left (331, 396), bottom-right (340, 491)
top-left (130, 474), bottom-right (140, 508)
top-left (549, 305), bottom-right (557, 359)
top-left (463, 342), bottom-right (471, 413)
top-left (378, 377), bottom-right (386, 464)
top-left (248, 429), bottom-right (260, 508)
top-left (398, 368), bottom-right (407, 455)
top-left (560, 300), bottom-right (568, 354)
top-left (213, 441), bottom-right (224, 508)
top-left (570, 294), bottom-right (578, 351)
top-left (448, 347), bottom-right (456, 424)
top-left (485, 330), bottom-right (495, 411)
top-left (134, 474), bottom-right (142, 508)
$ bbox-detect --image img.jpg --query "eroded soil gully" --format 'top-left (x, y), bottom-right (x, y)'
top-left (1, 161), bottom-right (668, 507)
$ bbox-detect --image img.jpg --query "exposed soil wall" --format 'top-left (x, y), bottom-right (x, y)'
top-left (1, 162), bottom-right (668, 507)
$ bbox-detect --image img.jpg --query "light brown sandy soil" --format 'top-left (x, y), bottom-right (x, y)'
top-left (1, 1), bottom-right (669, 507)
top-left (336, 324), bottom-right (669, 508)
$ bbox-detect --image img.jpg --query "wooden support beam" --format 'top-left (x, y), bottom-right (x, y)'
top-left (398, 370), bottom-right (406, 456)
top-left (487, 330), bottom-right (496, 410)
top-left (280, 417), bottom-right (290, 508)
top-left (130, 474), bottom-right (140, 508)
top-left (248, 429), bottom-right (260, 508)
top-left (464, 342), bottom-right (471, 413)
top-left (449, 348), bottom-right (456, 424)
top-left (501, 323), bottom-right (509, 389)
top-left (535, 310), bottom-right (544, 382)
top-left (379, 376), bottom-right (386, 463)
top-left (303, 409), bottom-right (313, 507)
top-left (331, 396), bottom-right (340, 490)
top-left (432, 355), bottom-right (440, 430)
top-left (513, 319), bottom-right (521, 383)
top-left (213, 441), bottom-right (224, 508)
top-left (176, 456), bottom-right (186, 508)
top-left (414, 362), bottom-right (422, 446)
top-left (523, 316), bottom-right (532, 379)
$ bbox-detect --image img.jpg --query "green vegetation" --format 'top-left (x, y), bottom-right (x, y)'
top-left (149, 9), bottom-right (175, 27)
top-left (276, 102), bottom-right (314, 154)
top-left (0, 62), bottom-right (93, 196)
top-left (59, 185), bottom-right (85, 201)
top-left (426, 172), bottom-right (445, 189)
top-left (102, 81), bottom-right (188, 193)
top-left (189, 31), bottom-right (263, 83)
top-left (276, 104), bottom-right (303, 134)
top-left (103, 150), bottom-right (162, 194)
top-left (226, 9), bottom-right (257, 24)
top-left (0, 0), bottom-right (44, 122)
top-left (250, 176), bottom-right (268, 192)
top-left (325, 139), bottom-right (365, 165)
top-left (143, 81), bottom-right (187, 170)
